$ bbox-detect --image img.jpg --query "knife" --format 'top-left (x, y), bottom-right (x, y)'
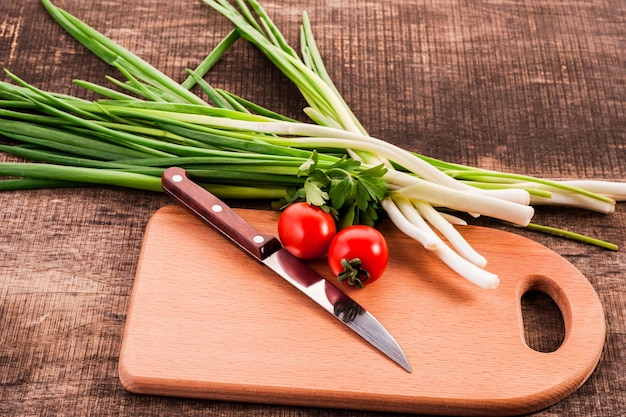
top-left (161, 167), bottom-right (411, 373)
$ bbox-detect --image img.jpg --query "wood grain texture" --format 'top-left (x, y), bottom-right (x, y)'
top-left (0, 1), bottom-right (624, 416)
top-left (120, 206), bottom-right (605, 416)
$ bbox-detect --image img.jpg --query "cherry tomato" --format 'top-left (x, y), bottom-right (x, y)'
top-left (277, 202), bottom-right (336, 260)
top-left (327, 225), bottom-right (389, 288)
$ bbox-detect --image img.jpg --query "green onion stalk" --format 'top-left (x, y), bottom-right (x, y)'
top-left (0, 0), bottom-right (624, 289)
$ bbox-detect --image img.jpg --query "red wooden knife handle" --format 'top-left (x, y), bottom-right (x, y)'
top-left (161, 167), bottom-right (282, 261)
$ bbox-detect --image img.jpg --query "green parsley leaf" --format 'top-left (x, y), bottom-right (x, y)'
top-left (275, 154), bottom-right (387, 228)
top-left (297, 150), bottom-right (318, 175)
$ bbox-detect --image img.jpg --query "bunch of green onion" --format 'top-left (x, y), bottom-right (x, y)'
top-left (0, 0), bottom-right (624, 289)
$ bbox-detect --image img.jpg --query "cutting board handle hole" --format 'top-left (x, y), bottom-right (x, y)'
top-left (521, 290), bottom-right (565, 353)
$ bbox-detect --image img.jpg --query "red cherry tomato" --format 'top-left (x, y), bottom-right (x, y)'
top-left (277, 202), bottom-right (337, 260)
top-left (328, 225), bottom-right (389, 288)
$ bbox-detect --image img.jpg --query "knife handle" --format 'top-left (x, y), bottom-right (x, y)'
top-left (161, 167), bottom-right (282, 261)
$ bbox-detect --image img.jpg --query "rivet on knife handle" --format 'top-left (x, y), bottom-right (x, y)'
top-left (161, 167), bottom-right (281, 261)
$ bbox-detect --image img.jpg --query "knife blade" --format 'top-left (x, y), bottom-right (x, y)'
top-left (161, 167), bottom-right (411, 373)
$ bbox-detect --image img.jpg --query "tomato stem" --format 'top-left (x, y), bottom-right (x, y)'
top-left (337, 258), bottom-right (370, 289)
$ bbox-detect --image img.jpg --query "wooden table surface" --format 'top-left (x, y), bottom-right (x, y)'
top-left (1, 1), bottom-right (624, 416)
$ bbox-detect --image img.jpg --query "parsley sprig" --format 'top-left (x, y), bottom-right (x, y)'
top-left (275, 151), bottom-right (388, 228)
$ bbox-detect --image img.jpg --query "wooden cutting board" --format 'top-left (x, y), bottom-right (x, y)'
top-left (119, 206), bottom-right (605, 416)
